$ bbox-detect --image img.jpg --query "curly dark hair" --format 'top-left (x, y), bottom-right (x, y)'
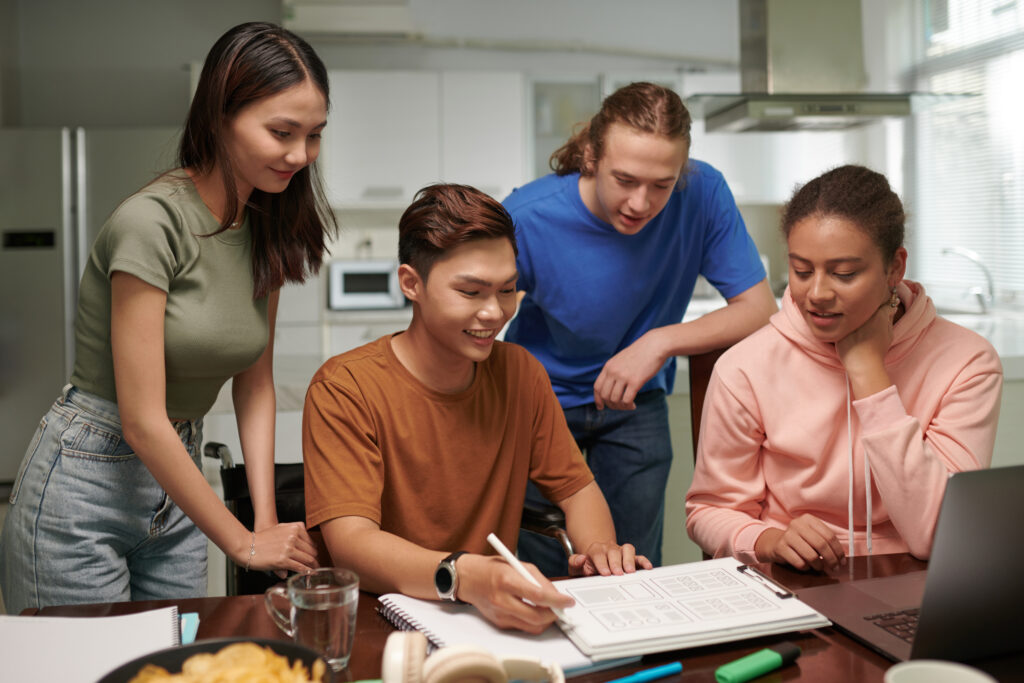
top-left (782, 165), bottom-right (905, 264)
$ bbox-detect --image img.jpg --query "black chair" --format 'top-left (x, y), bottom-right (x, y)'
top-left (204, 442), bottom-right (307, 596)
top-left (520, 501), bottom-right (573, 557)
top-left (206, 441), bottom-right (573, 595)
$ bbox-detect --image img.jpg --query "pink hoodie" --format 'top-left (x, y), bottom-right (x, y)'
top-left (685, 280), bottom-right (1002, 563)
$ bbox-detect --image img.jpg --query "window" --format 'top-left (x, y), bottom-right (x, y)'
top-left (908, 0), bottom-right (1024, 312)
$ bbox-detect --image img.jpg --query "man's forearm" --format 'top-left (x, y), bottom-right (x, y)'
top-left (652, 279), bottom-right (777, 357)
top-left (558, 481), bottom-right (617, 551)
top-left (321, 518), bottom-right (447, 598)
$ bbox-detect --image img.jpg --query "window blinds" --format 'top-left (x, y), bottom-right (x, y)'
top-left (908, 0), bottom-right (1024, 312)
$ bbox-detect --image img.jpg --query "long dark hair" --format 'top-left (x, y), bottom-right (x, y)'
top-left (550, 82), bottom-right (691, 176)
top-left (180, 21), bottom-right (337, 299)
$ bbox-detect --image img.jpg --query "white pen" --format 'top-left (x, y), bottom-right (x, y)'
top-left (486, 532), bottom-right (574, 628)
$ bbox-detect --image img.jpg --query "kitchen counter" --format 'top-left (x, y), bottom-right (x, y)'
top-left (940, 312), bottom-right (1024, 380)
top-left (683, 297), bottom-right (1024, 381)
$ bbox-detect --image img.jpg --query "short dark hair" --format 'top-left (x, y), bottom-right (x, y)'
top-left (398, 184), bottom-right (517, 279)
top-left (179, 21), bottom-right (337, 299)
top-left (550, 81), bottom-right (692, 176)
top-left (782, 164), bottom-right (905, 264)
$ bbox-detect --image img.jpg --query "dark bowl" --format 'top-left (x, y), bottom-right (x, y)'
top-left (97, 637), bottom-right (327, 682)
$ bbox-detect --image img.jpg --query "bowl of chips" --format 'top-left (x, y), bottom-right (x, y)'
top-left (97, 638), bottom-right (328, 682)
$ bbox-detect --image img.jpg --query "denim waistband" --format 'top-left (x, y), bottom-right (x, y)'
top-left (59, 384), bottom-right (203, 442)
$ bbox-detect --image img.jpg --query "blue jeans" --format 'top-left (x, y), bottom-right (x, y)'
top-left (0, 386), bottom-right (207, 614)
top-left (517, 390), bottom-right (672, 576)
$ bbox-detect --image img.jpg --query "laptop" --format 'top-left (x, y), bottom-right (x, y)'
top-left (796, 465), bottom-right (1024, 662)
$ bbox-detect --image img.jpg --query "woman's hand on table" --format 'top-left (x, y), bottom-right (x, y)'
top-left (755, 515), bottom-right (846, 572)
top-left (239, 522), bottom-right (320, 576)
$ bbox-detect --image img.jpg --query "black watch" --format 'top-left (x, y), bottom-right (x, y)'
top-left (434, 551), bottom-right (468, 602)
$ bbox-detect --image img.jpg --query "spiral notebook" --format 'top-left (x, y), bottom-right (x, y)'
top-left (1, 605), bottom-right (181, 682)
top-left (377, 594), bottom-right (637, 677)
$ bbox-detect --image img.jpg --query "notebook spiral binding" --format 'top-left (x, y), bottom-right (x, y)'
top-left (377, 599), bottom-right (444, 652)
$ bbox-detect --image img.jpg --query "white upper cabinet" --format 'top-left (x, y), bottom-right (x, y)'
top-left (321, 70), bottom-right (526, 208)
top-left (322, 71), bottom-right (441, 208)
top-left (439, 71), bottom-right (526, 202)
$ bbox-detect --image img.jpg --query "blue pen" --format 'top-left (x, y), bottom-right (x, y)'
top-left (605, 661), bottom-right (683, 683)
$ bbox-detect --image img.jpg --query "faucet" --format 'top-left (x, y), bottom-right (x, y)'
top-left (941, 246), bottom-right (995, 313)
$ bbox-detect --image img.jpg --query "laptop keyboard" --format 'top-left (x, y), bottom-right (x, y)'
top-left (865, 608), bottom-right (919, 642)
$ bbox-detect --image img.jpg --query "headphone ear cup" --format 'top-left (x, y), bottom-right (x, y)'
top-left (381, 631), bottom-right (429, 683)
top-left (499, 656), bottom-right (565, 683)
top-left (421, 644), bottom-right (507, 683)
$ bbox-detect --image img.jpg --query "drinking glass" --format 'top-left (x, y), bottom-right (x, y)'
top-left (265, 567), bottom-right (359, 671)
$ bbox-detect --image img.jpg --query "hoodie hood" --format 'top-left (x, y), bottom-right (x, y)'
top-left (771, 280), bottom-right (938, 368)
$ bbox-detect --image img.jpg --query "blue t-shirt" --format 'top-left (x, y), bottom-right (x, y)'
top-left (503, 160), bottom-right (765, 408)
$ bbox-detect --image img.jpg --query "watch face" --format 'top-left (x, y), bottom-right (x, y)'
top-left (435, 565), bottom-right (454, 595)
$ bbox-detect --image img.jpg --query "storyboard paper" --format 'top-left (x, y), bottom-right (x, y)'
top-left (553, 557), bottom-right (830, 660)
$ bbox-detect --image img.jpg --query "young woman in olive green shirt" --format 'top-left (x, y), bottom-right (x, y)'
top-left (1, 22), bottom-right (337, 613)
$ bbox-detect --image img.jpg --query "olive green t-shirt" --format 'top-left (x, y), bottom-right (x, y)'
top-left (70, 174), bottom-right (269, 418)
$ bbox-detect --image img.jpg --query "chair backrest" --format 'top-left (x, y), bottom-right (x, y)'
top-left (687, 347), bottom-right (729, 460)
top-left (688, 347), bottom-right (729, 561)
top-left (219, 462), bottom-right (306, 530)
top-left (205, 442), bottom-right (308, 596)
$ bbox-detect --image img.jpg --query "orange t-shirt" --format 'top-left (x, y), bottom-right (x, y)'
top-left (303, 334), bottom-right (593, 554)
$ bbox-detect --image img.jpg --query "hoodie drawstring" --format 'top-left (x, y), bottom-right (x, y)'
top-left (845, 375), bottom-right (873, 558)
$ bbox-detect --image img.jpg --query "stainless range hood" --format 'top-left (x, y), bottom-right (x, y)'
top-left (692, 93), bottom-right (915, 133)
top-left (688, 0), bottom-right (917, 133)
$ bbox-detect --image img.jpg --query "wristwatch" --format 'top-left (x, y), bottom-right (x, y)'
top-left (434, 551), bottom-right (468, 602)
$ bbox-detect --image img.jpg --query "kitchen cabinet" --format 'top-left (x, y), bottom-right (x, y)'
top-left (321, 70), bottom-right (526, 208)
top-left (322, 71), bottom-right (440, 207)
top-left (439, 71), bottom-right (526, 200)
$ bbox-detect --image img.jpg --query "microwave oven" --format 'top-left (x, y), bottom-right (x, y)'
top-left (327, 259), bottom-right (405, 310)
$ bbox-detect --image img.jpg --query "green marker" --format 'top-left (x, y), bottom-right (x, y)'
top-left (714, 642), bottom-right (801, 683)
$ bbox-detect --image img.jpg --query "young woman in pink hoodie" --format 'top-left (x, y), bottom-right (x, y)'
top-left (685, 165), bottom-right (1002, 571)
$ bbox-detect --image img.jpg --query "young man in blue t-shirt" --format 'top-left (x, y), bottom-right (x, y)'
top-left (504, 82), bottom-right (777, 575)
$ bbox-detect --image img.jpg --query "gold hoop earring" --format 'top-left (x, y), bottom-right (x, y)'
top-left (889, 288), bottom-right (900, 309)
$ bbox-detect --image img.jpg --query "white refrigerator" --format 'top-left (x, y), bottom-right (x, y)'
top-left (0, 126), bottom-right (180, 485)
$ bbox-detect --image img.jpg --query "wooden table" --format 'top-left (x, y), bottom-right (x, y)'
top-left (23, 554), bottom-right (1021, 682)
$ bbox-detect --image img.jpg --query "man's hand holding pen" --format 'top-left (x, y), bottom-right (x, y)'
top-left (455, 553), bottom-right (574, 634)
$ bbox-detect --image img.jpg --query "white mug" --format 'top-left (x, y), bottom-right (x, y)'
top-left (884, 660), bottom-right (997, 683)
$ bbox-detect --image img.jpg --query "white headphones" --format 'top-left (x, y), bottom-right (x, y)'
top-left (381, 631), bottom-right (566, 683)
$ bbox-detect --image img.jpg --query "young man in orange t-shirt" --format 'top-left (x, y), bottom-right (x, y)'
top-left (303, 183), bottom-right (650, 632)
